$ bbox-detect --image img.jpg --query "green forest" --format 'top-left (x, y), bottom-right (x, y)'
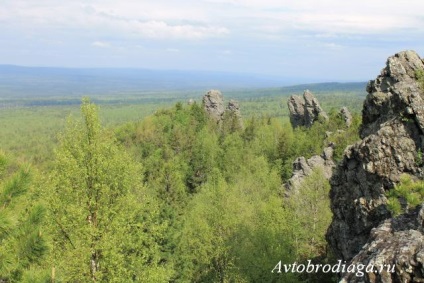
top-left (0, 89), bottom-right (362, 282)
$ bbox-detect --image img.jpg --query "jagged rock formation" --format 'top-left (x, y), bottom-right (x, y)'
top-left (326, 50), bottom-right (424, 282)
top-left (226, 99), bottom-right (240, 114)
top-left (288, 90), bottom-right (328, 128)
top-left (203, 90), bottom-right (225, 122)
top-left (225, 99), bottom-right (244, 129)
top-left (340, 205), bottom-right (424, 282)
top-left (287, 95), bottom-right (306, 127)
top-left (285, 144), bottom-right (335, 191)
top-left (202, 90), bottom-right (243, 128)
top-left (340, 107), bottom-right (353, 127)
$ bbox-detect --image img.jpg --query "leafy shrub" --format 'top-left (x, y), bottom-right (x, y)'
top-left (386, 174), bottom-right (424, 216)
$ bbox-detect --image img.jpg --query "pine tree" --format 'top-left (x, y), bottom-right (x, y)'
top-left (0, 151), bottom-right (49, 282)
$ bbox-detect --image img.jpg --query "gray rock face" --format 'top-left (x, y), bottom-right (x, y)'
top-left (285, 145), bottom-right (335, 192)
top-left (327, 50), bottom-right (424, 281)
top-left (227, 99), bottom-right (240, 113)
top-left (288, 90), bottom-right (328, 128)
top-left (202, 90), bottom-right (243, 128)
top-left (203, 90), bottom-right (225, 122)
top-left (225, 99), bottom-right (243, 129)
top-left (340, 107), bottom-right (353, 127)
top-left (340, 205), bottom-right (424, 283)
top-left (288, 95), bottom-right (306, 127)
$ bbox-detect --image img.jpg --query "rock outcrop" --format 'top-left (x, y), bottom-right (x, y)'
top-left (225, 99), bottom-right (243, 129)
top-left (340, 205), bottom-right (424, 282)
top-left (288, 90), bottom-right (328, 128)
top-left (203, 90), bottom-right (225, 122)
top-left (285, 144), bottom-right (335, 192)
top-left (202, 90), bottom-right (243, 128)
top-left (340, 107), bottom-right (353, 127)
top-left (226, 99), bottom-right (240, 114)
top-left (326, 50), bottom-right (424, 282)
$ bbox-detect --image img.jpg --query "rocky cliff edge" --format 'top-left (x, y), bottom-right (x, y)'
top-left (327, 50), bottom-right (424, 282)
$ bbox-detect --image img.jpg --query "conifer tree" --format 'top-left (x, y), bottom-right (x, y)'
top-left (46, 99), bottom-right (172, 282)
top-left (0, 151), bottom-right (49, 282)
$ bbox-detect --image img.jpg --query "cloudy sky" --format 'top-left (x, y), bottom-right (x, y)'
top-left (1, 0), bottom-right (424, 82)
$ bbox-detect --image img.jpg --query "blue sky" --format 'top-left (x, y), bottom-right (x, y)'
top-left (1, 0), bottom-right (424, 82)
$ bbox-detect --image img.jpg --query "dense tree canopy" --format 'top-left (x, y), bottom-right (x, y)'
top-left (0, 97), bottom-right (361, 282)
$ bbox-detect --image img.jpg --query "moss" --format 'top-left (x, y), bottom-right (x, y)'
top-left (415, 69), bottom-right (424, 90)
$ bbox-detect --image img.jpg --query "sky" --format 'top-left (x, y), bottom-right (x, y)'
top-left (1, 0), bottom-right (424, 82)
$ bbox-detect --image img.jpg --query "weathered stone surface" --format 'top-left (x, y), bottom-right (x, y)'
top-left (225, 99), bottom-right (244, 129)
top-left (326, 50), bottom-right (424, 282)
top-left (362, 50), bottom-right (424, 137)
top-left (202, 90), bottom-right (244, 129)
top-left (303, 89), bottom-right (329, 126)
top-left (288, 94), bottom-right (306, 128)
top-left (285, 144), bottom-right (335, 191)
top-left (227, 99), bottom-right (240, 113)
top-left (288, 90), bottom-right (328, 128)
top-left (340, 107), bottom-right (353, 127)
top-left (203, 90), bottom-right (225, 122)
top-left (340, 205), bottom-right (424, 283)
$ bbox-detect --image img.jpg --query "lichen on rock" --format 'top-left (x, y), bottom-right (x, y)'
top-left (288, 89), bottom-right (329, 128)
top-left (327, 50), bottom-right (424, 282)
top-left (203, 89), bottom-right (225, 122)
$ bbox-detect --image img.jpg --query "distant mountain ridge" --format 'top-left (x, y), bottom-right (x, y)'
top-left (0, 65), bottom-right (286, 98)
top-left (0, 65), bottom-right (366, 98)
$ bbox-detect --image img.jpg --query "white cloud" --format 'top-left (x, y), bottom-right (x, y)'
top-left (2, 0), bottom-right (424, 41)
top-left (293, 14), bottom-right (417, 35)
top-left (205, 0), bottom-right (424, 37)
top-left (91, 41), bottom-right (111, 48)
top-left (127, 20), bottom-right (229, 40)
top-left (0, 1), bottom-right (230, 40)
top-left (1, 0), bottom-right (424, 77)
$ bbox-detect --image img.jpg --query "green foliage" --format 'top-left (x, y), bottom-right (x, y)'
top-left (0, 151), bottom-right (8, 178)
top-left (415, 69), bottom-right (424, 90)
top-left (283, 168), bottom-right (335, 282)
top-left (284, 168), bottom-right (332, 259)
top-left (221, 110), bottom-right (243, 136)
top-left (176, 163), bottom-right (297, 282)
top-left (386, 174), bottom-right (424, 216)
top-left (416, 148), bottom-right (424, 166)
top-left (45, 98), bottom-right (172, 282)
top-left (0, 84), bottom-right (364, 282)
top-left (326, 110), bottom-right (361, 161)
top-left (0, 152), bottom-right (49, 282)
